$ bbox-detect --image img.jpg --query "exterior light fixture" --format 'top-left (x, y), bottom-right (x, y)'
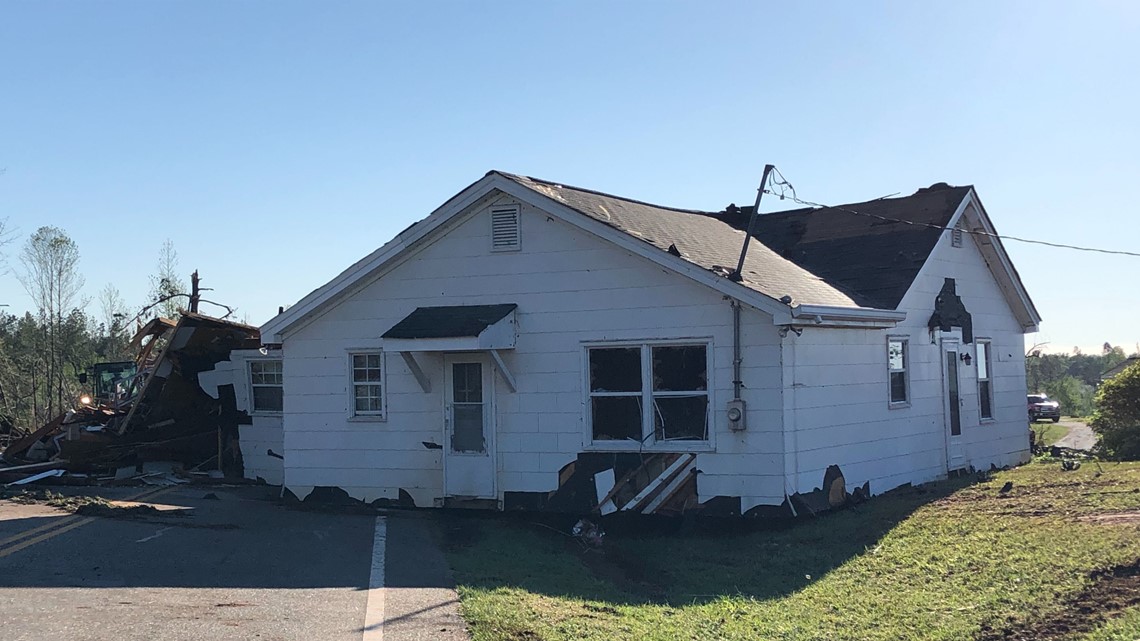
top-left (960, 352), bottom-right (972, 366)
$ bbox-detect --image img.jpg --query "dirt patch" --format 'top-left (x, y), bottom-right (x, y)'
top-left (73, 502), bottom-right (237, 530)
top-left (1079, 511), bottom-right (1140, 525)
top-left (3, 488), bottom-right (109, 512)
top-left (75, 502), bottom-right (189, 519)
top-left (975, 560), bottom-right (1140, 640)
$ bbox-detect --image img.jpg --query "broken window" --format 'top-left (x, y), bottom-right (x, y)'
top-left (351, 353), bottom-right (384, 417)
top-left (589, 348), bottom-right (642, 441)
top-left (977, 340), bottom-right (993, 420)
top-left (652, 346), bottom-right (708, 441)
top-left (588, 343), bottom-right (709, 444)
top-left (888, 339), bottom-right (909, 405)
top-left (250, 360), bottom-right (283, 413)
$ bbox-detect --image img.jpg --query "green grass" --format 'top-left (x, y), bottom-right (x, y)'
top-left (445, 461), bottom-right (1140, 641)
top-left (1032, 420), bottom-right (1070, 446)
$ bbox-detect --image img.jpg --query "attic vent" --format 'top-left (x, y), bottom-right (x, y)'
top-left (490, 206), bottom-right (521, 252)
top-left (951, 221), bottom-right (964, 248)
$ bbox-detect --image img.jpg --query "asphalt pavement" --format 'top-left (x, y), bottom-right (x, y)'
top-left (0, 484), bottom-right (468, 641)
top-left (1053, 418), bottom-right (1098, 450)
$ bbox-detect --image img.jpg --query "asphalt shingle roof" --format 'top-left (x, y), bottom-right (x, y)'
top-left (745, 185), bottom-right (973, 308)
top-left (498, 172), bottom-right (861, 308)
top-left (497, 172), bottom-right (972, 310)
top-left (382, 304), bottom-right (517, 339)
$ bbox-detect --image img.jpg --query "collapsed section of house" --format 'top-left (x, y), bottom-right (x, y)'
top-left (1, 313), bottom-right (261, 480)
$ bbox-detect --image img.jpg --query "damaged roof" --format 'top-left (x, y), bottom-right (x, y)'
top-left (495, 172), bottom-right (974, 310)
top-left (496, 172), bottom-right (863, 308)
top-left (744, 185), bottom-right (973, 309)
top-left (262, 171), bottom-right (1009, 343)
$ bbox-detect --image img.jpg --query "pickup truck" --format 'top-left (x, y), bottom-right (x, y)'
top-left (1027, 393), bottom-right (1061, 422)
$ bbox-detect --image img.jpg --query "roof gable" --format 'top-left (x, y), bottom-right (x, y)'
top-left (263, 171), bottom-right (1025, 342)
top-left (495, 172), bottom-right (860, 309)
top-left (743, 185), bottom-right (973, 309)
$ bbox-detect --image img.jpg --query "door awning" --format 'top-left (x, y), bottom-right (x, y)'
top-left (381, 304), bottom-right (518, 352)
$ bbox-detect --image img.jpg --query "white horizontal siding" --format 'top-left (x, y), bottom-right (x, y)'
top-left (223, 349), bottom-right (285, 486)
top-left (784, 202), bottom-right (1031, 496)
top-left (282, 193), bottom-right (785, 508)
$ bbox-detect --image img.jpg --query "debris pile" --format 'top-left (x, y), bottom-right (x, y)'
top-left (0, 312), bottom-right (260, 486)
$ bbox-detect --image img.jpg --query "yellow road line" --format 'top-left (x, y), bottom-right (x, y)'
top-left (0, 485), bottom-right (175, 556)
top-left (0, 517), bottom-right (98, 558)
top-left (0, 516), bottom-right (72, 548)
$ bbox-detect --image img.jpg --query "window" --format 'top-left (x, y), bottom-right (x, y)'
top-left (250, 360), bottom-right (283, 413)
top-left (588, 343), bottom-right (709, 445)
top-left (490, 205), bottom-right (521, 251)
top-left (977, 340), bottom-right (993, 420)
top-left (888, 339), bottom-right (909, 405)
top-left (351, 353), bottom-right (384, 418)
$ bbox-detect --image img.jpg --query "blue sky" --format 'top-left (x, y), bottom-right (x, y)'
top-left (1, 2), bottom-right (1137, 354)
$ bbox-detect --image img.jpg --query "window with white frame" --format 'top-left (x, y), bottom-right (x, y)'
top-left (350, 353), bottom-right (384, 418)
top-left (250, 360), bottom-right (283, 413)
top-left (977, 340), bottom-right (994, 419)
top-left (588, 343), bottom-right (709, 445)
top-left (888, 338), bottom-right (909, 405)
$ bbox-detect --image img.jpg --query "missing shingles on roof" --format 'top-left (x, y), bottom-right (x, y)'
top-left (531, 183), bottom-right (566, 203)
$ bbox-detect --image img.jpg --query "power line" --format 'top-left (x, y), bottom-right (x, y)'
top-left (760, 177), bottom-right (1140, 258)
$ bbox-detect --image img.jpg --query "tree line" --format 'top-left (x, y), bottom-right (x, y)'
top-left (0, 224), bottom-right (190, 434)
top-left (1025, 343), bottom-right (1135, 418)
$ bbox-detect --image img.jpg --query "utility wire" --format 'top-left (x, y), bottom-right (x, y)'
top-left (761, 184), bottom-right (1140, 259)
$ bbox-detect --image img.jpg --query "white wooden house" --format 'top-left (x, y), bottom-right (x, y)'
top-left (253, 171), bottom-right (1040, 516)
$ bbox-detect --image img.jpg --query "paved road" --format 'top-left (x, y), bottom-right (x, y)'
top-left (1053, 418), bottom-right (1098, 451)
top-left (0, 484), bottom-right (467, 641)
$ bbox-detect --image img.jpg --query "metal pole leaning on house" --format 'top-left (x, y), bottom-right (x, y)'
top-left (732, 299), bottom-right (742, 401)
top-left (731, 164), bottom-right (775, 282)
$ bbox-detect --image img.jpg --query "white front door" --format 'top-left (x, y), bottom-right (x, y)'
top-left (943, 342), bottom-right (966, 471)
top-left (443, 355), bottom-right (496, 498)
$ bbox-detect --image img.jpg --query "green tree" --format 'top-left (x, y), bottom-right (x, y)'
top-left (1090, 361), bottom-right (1140, 459)
top-left (1042, 375), bottom-right (1094, 417)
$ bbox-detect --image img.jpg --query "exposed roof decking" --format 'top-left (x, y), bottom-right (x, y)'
top-left (497, 172), bottom-right (862, 309)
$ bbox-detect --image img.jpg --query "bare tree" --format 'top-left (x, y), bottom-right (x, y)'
top-left (17, 226), bottom-right (86, 419)
top-left (98, 283), bottom-right (128, 332)
top-left (0, 217), bottom-right (15, 274)
top-left (148, 239), bottom-right (185, 319)
top-left (97, 283), bottom-right (131, 359)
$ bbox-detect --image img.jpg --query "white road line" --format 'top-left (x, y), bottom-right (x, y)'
top-left (135, 526), bottom-right (173, 543)
top-left (363, 516), bottom-right (387, 641)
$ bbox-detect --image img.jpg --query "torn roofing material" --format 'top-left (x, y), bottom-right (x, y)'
top-left (382, 304), bottom-right (518, 339)
top-left (744, 185), bottom-right (974, 309)
top-left (496, 172), bottom-right (861, 309)
top-left (495, 172), bottom-right (975, 311)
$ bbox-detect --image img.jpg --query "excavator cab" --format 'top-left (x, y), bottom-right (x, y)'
top-left (79, 361), bottom-right (138, 406)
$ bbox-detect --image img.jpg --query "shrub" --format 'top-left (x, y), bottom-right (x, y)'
top-left (1090, 362), bottom-right (1140, 459)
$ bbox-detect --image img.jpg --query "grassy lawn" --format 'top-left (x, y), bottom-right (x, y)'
top-left (445, 461), bottom-right (1140, 641)
top-left (1032, 421), bottom-right (1070, 446)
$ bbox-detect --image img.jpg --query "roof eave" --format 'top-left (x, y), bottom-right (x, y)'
top-left (789, 303), bottom-right (907, 328)
top-left (490, 178), bottom-right (800, 323)
top-left (961, 188), bottom-right (1043, 332)
top-left (259, 172), bottom-right (506, 343)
